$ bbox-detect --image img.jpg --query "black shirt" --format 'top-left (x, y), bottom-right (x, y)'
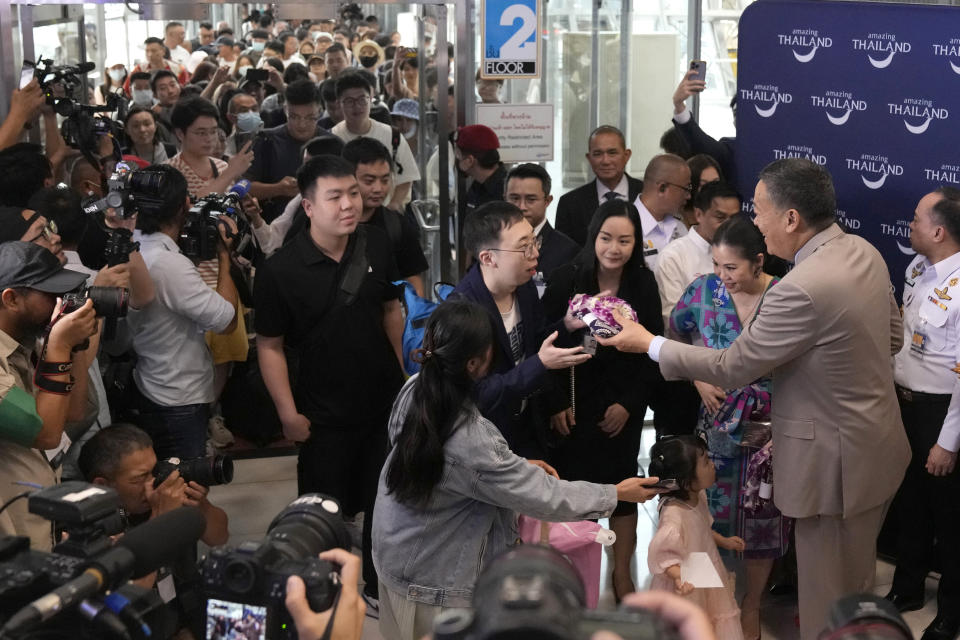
top-left (465, 163), bottom-right (508, 213)
top-left (245, 123), bottom-right (331, 221)
top-left (253, 226), bottom-right (404, 428)
top-left (365, 206), bottom-right (429, 279)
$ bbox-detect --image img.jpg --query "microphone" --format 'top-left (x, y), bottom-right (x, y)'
top-left (1, 507), bottom-right (205, 635)
top-left (228, 179), bottom-right (252, 200)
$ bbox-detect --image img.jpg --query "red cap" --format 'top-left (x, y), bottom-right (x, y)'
top-left (121, 154), bottom-right (151, 169)
top-left (455, 125), bottom-right (500, 153)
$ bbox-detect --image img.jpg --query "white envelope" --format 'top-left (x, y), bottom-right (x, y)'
top-left (680, 552), bottom-right (724, 588)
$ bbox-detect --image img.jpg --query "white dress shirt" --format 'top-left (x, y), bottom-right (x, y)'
top-left (654, 226), bottom-right (713, 329)
top-left (596, 174), bottom-right (629, 205)
top-left (128, 233), bottom-right (235, 407)
top-left (894, 251), bottom-right (960, 452)
top-left (634, 197), bottom-right (687, 273)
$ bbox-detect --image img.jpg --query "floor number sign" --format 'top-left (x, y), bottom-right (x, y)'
top-left (481, 0), bottom-right (540, 79)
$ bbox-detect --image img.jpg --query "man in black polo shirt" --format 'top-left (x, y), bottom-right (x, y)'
top-left (342, 137), bottom-right (428, 296)
top-left (246, 79), bottom-right (331, 221)
top-left (254, 155), bottom-right (404, 606)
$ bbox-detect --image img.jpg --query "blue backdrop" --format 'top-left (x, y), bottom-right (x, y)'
top-left (735, 0), bottom-right (960, 298)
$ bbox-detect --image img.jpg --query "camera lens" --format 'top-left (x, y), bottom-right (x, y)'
top-left (264, 494), bottom-right (352, 562)
top-left (211, 455), bottom-right (234, 485)
top-left (87, 286), bottom-right (129, 318)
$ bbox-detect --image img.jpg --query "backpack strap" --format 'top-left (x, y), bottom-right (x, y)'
top-left (390, 126), bottom-right (404, 176)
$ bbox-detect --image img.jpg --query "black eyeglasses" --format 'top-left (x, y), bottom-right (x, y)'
top-left (663, 181), bottom-right (693, 194)
top-left (484, 236), bottom-right (542, 259)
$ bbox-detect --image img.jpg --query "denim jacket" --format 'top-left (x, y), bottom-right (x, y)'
top-left (372, 376), bottom-right (618, 608)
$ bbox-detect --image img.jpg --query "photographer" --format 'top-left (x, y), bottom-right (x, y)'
top-left (78, 423), bottom-right (228, 637)
top-left (77, 424), bottom-right (228, 549)
top-left (0, 242), bottom-right (98, 550)
top-left (127, 165), bottom-right (239, 459)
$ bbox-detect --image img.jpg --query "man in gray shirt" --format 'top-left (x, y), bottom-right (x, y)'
top-left (127, 165), bottom-right (238, 459)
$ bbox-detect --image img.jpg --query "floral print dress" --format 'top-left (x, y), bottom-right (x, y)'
top-left (669, 274), bottom-right (791, 559)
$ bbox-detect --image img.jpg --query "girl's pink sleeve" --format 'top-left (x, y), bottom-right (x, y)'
top-left (647, 507), bottom-right (686, 575)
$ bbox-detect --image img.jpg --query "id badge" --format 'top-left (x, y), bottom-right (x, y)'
top-left (582, 333), bottom-right (598, 356)
top-left (157, 569), bottom-right (177, 602)
top-left (910, 330), bottom-right (928, 357)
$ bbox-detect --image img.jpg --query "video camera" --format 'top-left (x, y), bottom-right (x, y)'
top-left (0, 482), bottom-right (206, 640)
top-left (433, 545), bottom-right (679, 640)
top-left (25, 58), bottom-right (95, 118)
top-left (200, 494), bottom-right (351, 639)
top-left (180, 181), bottom-right (252, 261)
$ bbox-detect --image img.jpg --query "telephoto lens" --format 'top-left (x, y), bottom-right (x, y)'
top-left (61, 285), bottom-right (129, 318)
top-left (153, 455), bottom-right (234, 488)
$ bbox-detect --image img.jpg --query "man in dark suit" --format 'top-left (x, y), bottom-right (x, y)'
top-left (555, 125), bottom-right (643, 247)
top-left (452, 201), bottom-right (589, 458)
top-left (505, 164), bottom-right (580, 296)
top-left (672, 69), bottom-right (738, 190)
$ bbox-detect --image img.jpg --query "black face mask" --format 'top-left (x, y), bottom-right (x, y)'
top-left (359, 55), bottom-right (379, 68)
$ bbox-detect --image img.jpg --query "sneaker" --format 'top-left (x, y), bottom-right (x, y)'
top-left (361, 592), bottom-right (379, 620)
top-left (208, 414), bottom-right (234, 448)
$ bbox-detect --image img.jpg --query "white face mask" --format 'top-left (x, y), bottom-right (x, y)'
top-left (403, 123), bottom-right (418, 139)
top-left (237, 65), bottom-right (251, 78)
top-left (108, 69), bottom-right (125, 83)
top-left (132, 89), bottom-right (154, 106)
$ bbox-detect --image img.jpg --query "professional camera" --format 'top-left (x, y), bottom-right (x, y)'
top-left (433, 545), bottom-right (679, 640)
top-left (180, 182), bottom-right (251, 261)
top-left (200, 494), bottom-right (352, 639)
top-left (822, 594), bottom-right (913, 640)
top-left (62, 285), bottom-right (129, 319)
top-left (153, 455), bottom-right (234, 488)
top-left (82, 161), bottom-right (138, 220)
top-left (26, 57), bottom-right (95, 117)
top-left (0, 482), bottom-right (179, 640)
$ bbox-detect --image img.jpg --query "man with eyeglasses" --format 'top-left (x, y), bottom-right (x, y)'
top-left (246, 79), bottom-right (332, 222)
top-left (452, 201), bottom-right (591, 458)
top-left (0, 206), bottom-right (65, 264)
top-left (331, 71), bottom-right (420, 212)
top-left (504, 163), bottom-right (578, 297)
top-left (632, 153), bottom-right (691, 273)
top-left (556, 125), bottom-right (644, 247)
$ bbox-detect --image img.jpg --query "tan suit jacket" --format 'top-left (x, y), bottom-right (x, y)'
top-left (660, 223), bottom-right (910, 519)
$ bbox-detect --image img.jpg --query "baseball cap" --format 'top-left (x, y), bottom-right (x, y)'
top-left (390, 98), bottom-right (420, 121)
top-left (454, 125), bottom-right (499, 153)
top-left (0, 242), bottom-right (87, 293)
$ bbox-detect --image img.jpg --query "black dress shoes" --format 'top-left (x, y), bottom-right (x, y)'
top-left (883, 589), bottom-right (925, 613)
top-left (921, 616), bottom-right (960, 640)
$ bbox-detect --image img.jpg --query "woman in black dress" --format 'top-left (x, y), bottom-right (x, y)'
top-left (542, 198), bottom-right (664, 601)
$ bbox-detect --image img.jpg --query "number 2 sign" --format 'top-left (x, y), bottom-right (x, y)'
top-left (481, 0), bottom-right (540, 79)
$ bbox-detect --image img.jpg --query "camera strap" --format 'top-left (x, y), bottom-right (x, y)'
top-left (337, 226), bottom-right (369, 307)
top-left (319, 588), bottom-right (341, 640)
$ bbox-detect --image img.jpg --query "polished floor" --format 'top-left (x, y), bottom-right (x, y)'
top-left (208, 425), bottom-right (942, 640)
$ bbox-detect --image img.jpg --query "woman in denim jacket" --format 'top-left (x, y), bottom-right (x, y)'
top-left (372, 300), bottom-right (663, 640)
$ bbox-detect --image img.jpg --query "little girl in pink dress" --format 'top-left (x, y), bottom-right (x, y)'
top-left (647, 435), bottom-right (745, 640)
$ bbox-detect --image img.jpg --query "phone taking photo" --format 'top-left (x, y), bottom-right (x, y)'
top-left (689, 60), bottom-right (706, 83)
top-left (649, 478), bottom-right (680, 491)
top-left (20, 62), bottom-right (36, 89)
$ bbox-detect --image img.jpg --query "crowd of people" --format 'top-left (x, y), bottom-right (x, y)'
top-left (0, 7), bottom-right (956, 640)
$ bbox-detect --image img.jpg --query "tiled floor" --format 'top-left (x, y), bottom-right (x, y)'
top-left (208, 426), bottom-right (942, 640)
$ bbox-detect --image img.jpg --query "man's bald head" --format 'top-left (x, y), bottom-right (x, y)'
top-left (642, 153), bottom-right (689, 186)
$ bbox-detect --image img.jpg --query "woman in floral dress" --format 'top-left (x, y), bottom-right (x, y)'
top-left (668, 216), bottom-right (792, 640)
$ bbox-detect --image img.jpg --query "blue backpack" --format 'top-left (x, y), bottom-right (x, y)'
top-left (394, 281), bottom-right (455, 375)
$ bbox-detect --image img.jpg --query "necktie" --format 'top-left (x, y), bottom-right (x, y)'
top-left (603, 191), bottom-right (619, 202)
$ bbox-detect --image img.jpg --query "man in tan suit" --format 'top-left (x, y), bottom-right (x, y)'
top-left (600, 158), bottom-right (911, 639)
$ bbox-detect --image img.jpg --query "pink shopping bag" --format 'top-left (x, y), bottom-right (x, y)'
top-left (517, 515), bottom-right (616, 609)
